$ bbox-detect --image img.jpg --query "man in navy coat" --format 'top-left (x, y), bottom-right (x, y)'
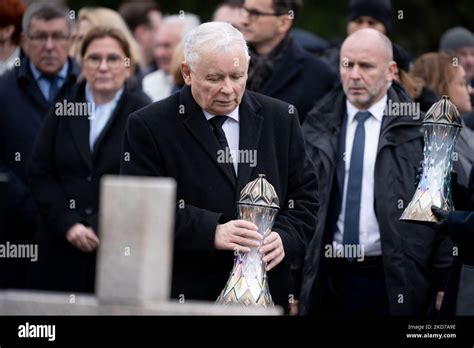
top-left (0, 3), bottom-right (78, 288)
top-left (240, 0), bottom-right (336, 124)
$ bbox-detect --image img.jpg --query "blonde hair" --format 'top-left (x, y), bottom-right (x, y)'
top-left (171, 41), bottom-right (185, 86)
top-left (70, 7), bottom-right (143, 67)
top-left (411, 52), bottom-right (457, 96)
top-left (397, 69), bottom-right (425, 99)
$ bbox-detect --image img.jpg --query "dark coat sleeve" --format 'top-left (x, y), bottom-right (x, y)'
top-left (272, 112), bottom-right (319, 266)
top-left (448, 211), bottom-right (474, 245)
top-left (28, 109), bottom-right (83, 239)
top-left (448, 167), bottom-right (474, 259)
top-left (0, 73), bottom-right (37, 225)
top-left (0, 142), bottom-right (36, 222)
top-left (120, 113), bottom-right (221, 253)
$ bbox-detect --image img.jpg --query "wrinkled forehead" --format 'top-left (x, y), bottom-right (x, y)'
top-left (195, 44), bottom-right (249, 71)
top-left (341, 39), bottom-right (391, 64)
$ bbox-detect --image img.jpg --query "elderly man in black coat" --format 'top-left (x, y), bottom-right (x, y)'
top-left (121, 22), bottom-right (319, 310)
top-left (300, 28), bottom-right (453, 317)
top-left (0, 3), bottom-right (79, 289)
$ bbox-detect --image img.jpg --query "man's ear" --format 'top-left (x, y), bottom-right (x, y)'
top-left (277, 14), bottom-right (293, 35)
top-left (387, 60), bottom-right (397, 81)
top-left (181, 62), bottom-right (192, 86)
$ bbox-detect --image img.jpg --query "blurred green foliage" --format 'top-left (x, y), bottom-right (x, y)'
top-left (66, 0), bottom-right (473, 56)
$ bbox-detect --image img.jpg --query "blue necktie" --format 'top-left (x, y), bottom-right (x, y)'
top-left (343, 111), bottom-right (372, 251)
top-left (43, 75), bottom-right (59, 103)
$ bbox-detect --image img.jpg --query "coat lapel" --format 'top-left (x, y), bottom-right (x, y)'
top-left (236, 92), bottom-right (263, 195)
top-left (69, 115), bottom-right (93, 171)
top-left (16, 60), bottom-right (50, 111)
top-left (303, 86), bottom-right (346, 168)
top-left (91, 91), bottom-right (126, 156)
top-left (377, 87), bottom-right (423, 155)
top-left (181, 86), bottom-right (237, 188)
top-left (67, 84), bottom-right (93, 170)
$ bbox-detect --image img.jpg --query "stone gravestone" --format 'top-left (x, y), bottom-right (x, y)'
top-left (96, 175), bottom-right (175, 306)
top-left (0, 175), bottom-right (282, 315)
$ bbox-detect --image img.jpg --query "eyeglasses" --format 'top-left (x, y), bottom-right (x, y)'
top-left (84, 54), bottom-right (125, 70)
top-left (28, 32), bottom-right (69, 45)
top-left (241, 6), bottom-right (286, 22)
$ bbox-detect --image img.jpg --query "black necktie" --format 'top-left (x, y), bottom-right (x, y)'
top-left (209, 115), bottom-right (236, 179)
top-left (343, 111), bottom-right (372, 253)
top-left (209, 115), bottom-right (230, 149)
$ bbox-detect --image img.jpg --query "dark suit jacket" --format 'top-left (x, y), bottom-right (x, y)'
top-left (0, 57), bottom-right (79, 237)
top-left (120, 86), bottom-right (319, 307)
top-left (251, 39), bottom-right (336, 124)
top-left (0, 57), bottom-right (79, 289)
top-left (28, 80), bottom-right (151, 293)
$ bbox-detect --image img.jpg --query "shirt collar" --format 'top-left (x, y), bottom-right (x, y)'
top-left (30, 60), bottom-right (69, 81)
top-left (85, 82), bottom-right (124, 107)
top-left (346, 94), bottom-right (387, 124)
top-left (202, 106), bottom-right (240, 123)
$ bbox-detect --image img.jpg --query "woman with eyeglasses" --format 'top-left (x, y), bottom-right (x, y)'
top-left (28, 26), bottom-right (151, 293)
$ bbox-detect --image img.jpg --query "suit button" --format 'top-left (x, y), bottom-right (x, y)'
top-left (86, 176), bottom-right (92, 182)
top-left (85, 208), bottom-right (93, 215)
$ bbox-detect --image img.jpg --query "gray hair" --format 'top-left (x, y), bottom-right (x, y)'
top-left (22, 2), bottom-right (74, 34)
top-left (162, 13), bottom-right (201, 36)
top-left (184, 22), bottom-right (250, 71)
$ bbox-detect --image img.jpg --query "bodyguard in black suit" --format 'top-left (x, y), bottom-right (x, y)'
top-left (300, 29), bottom-right (452, 317)
top-left (121, 22), bottom-right (318, 309)
top-left (28, 27), bottom-right (151, 293)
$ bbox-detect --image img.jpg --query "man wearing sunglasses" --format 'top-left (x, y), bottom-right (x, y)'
top-left (241, 0), bottom-right (335, 124)
top-left (0, 3), bottom-right (79, 289)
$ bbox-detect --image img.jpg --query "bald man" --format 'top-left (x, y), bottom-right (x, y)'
top-left (299, 29), bottom-right (453, 316)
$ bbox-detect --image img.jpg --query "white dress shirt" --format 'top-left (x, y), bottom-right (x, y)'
top-left (142, 70), bottom-right (174, 102)
top-left (203, 107), bottom-right (240, 175)
top-left (86, 83), bottom-right (124, 151)
top-left (333, 95), bottom-right (387, 256)
top-left (30, 60), bottom-right (69, 102)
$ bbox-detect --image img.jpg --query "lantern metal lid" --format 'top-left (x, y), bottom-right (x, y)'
top-left (423, 95), bottom-right (462, 127)
top-left (237, 174), bottom-right (280, 209)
